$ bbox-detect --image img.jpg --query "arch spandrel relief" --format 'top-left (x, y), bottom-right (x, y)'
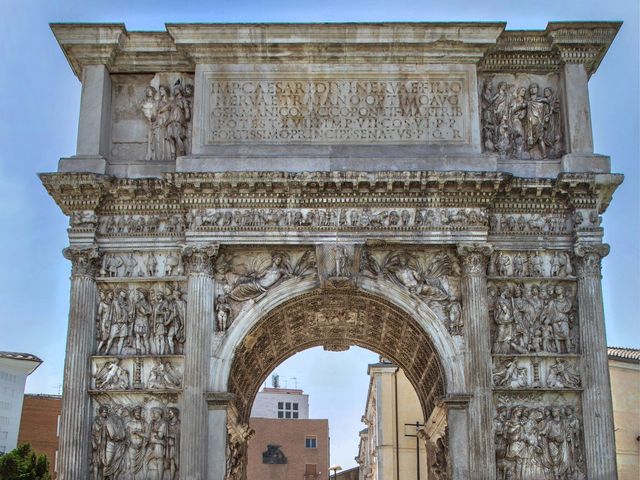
top-left (44, 21), bottom-right (623, 480)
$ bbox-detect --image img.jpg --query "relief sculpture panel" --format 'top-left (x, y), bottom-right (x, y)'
top-left (90, 397), bottom-right (180, 480)
top-left (480, 74), bottom-right (564, 160)
top-left (214, 248), bottom-right (317, 331)
top-left (96, 283), bottom-right (187, 355)
top-left (494, 393), bottom-right (585, 480)
top-left (488, 281), bottom-right (578, 355)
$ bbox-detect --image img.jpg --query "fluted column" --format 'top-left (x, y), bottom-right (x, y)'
top-left (574, 242), bottom-right (617, 479)
top-left (58, 246), bottom-right (101, 480)
top-left (181, 243), bottom-right (219, 480)
top-left (456, 243), bottom-right (494, 478)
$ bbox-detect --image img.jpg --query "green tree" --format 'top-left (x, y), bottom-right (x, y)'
top-left (0, 443), bottom-right (51, 480)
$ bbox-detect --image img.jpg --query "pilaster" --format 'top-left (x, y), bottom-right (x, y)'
top-left (58, 246), bottom-right (101, 480)
top-left (180, 243), bottom-right (219, 480)
top-left (437, 394), bottom-right (471, 480)
top-left (456, 243), bottom-right (494, 479)
top-left (562, 63), bottom-right (594, 155)
top-left (574, 242), bottom-right (618, 479)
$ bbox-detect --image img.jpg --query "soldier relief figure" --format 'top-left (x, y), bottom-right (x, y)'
top-left (140, 79), bottom-right (193, 161)
top-left (481, 78), bottom-right (564, 160)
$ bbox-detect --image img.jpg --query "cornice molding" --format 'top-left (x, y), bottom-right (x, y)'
top-left (51, 21), bottom-right (620, 80)
top-left (39, 171), bottom-right (623, 216)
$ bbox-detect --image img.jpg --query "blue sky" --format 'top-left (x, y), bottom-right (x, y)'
top-left (0, 0), bottom-right (638, 471)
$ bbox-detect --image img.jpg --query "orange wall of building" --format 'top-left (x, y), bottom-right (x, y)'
top-left (17, 394), bottom-right (61, 478)
top-left (247, 417), bottom-right (329, 480)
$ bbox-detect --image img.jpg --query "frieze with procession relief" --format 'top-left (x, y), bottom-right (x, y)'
top-left (494, 392), bottom-right (585, 480)
top-left (488, 250), bottom-right (574, 279)
top-left (188, 207), bottom-right (488, 230)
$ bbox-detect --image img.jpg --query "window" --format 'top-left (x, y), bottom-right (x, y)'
top-left (277, 400), bottom-right (300, 419)
top-left (305, 436), bottom-right (317, 449)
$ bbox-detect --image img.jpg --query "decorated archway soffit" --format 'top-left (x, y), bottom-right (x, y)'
top-left (229, 290), bottom-right (445, 422)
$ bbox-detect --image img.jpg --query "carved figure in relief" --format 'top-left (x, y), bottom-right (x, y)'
top-left (226, 422), bottom-right (256, 480)
top-left (123, 252), bottom-right (138, 277)
top-left (550, 252), bottom-right (573, 278)
top-left (447, 301), bottom-right (463, 335)
top-left (529, 252), bottom-right (544, 277)
top-left (91, 405), bottom-right (127, 480)
top-left (94, 360), bottom-right (130, 390)
top-left (546, 359), bottom-right (581, 388)
top-left (168, 289), bottom-right (186, 353)
top-left (146, 252), bottom-right (158, 277)
top-left (131, 289), bottom-right (152, 354)
top-left (147, 359), bottom-right (182, 390)
top-left (147, 407), bottom-right (168, 480)
top-left (165, 252), bottom-right (182, 276)
top-left (166, 407), bottom-right (181, 480)
top-left (217, 295), bottom-right (230, 332)
top-left (493, 358), bottom-right (527, 388)
top-left (153, 289), bottom-right (170, 355)
top-left (431, 436), bottom-right (448, 480)
top-left (97, 291), bottom-right (114, 354)
top-left (493, 289), bottom-right (515, 354)
top-left (513, 253), bottom-right (526, 277)
top-left (541, 286), bottom-right (572, 354)
top-left (497, 252), bottom-right (511, 277)
top-left (141, 86), bottom-right (158, 161)
top-left (104, 290), bottom-right (131, 355)
top-left (126, 406), bottom-right (148, 479)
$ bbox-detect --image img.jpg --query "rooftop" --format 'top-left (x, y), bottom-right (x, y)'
top-left (0, 351), bottom-right (42, 363)
top-left (608, 346), bottom-right (640, 363)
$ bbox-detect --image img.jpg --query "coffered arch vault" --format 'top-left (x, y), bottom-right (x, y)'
top-left (226, 288), bottom-right (450, 423)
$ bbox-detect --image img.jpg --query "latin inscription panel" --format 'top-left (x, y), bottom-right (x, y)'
top-left (204, 73), bottom-right (470, 144)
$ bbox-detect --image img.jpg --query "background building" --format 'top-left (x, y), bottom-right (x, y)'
top-left (357, 361), bottom-right (428, 480)
top-left (608, 347), bottom-right (640, 480)
top-left (248, 385), bottom-right (329, 480)
top-left (17, 394), bottom-right (62, 478)
top-left (0, 352), bottom-right (41, 455)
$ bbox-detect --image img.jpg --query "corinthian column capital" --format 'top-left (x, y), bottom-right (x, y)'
top-left (574, 242), bottom-right (610, 278)
top-left (62, 245), bottom-right (102, 277)
top-left (456, 243), bottom-right (493, 276)
top-left (181, 243), bottom-right (219, 276)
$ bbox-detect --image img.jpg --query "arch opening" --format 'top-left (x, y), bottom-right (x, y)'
top-left (228, 289), bottom-right (447, 426)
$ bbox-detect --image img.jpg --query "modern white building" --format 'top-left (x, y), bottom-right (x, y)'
top-left (250, 387), bottom-right (310, 420)
top-left (0, 352), bottom-right (42, 455)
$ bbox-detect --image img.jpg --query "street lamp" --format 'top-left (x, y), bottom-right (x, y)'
top-left (329, 465), bottom-right (342, 479)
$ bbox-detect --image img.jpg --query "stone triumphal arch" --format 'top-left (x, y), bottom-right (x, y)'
top-left (43, 21), bottom-right (622, 479)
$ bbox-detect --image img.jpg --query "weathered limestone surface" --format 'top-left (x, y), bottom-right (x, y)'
top-left (58, 247), bottom-right (100, 480)
top-left (43, 20), bottom-right (624, 480)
